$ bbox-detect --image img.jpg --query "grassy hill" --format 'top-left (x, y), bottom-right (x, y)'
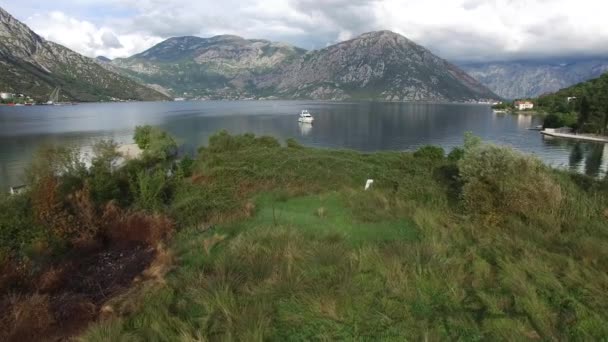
top-left (537, 72), bottom-right (608, 134)
top-left (1, 131), bottom-right (607, 340)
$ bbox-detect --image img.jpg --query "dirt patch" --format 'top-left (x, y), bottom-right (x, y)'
top-left (0, 244), bottom-right (155, 342)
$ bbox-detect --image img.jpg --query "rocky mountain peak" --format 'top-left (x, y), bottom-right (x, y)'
top-left (0, 6), bottom-right (168, 102)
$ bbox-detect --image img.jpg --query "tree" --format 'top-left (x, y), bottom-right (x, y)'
top-left (577, 96), bottom-right (591, 129)
top-left (133, 125), bottom-right (178, 161)
top-left (134, 125), bottom-right (154, 150)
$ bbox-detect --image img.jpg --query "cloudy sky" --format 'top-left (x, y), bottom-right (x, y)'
top-left (1, 0), bottom-right (607, 62)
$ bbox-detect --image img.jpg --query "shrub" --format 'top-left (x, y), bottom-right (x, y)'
top-left (89, 140), bottom-right (124, 204)
top-left (413, 145), bottom-right (445, 160)
top-left (256, 135), bottom-right (281, 148)
top-left (176, 156), bottom-right (195, 178)
top-left (458, 144), bottom-right (562, 224)
top-left (134, 125), bottom-right (178, 161)
top-left (170, 183), bottom-right (215, 228)
top-left (447, 147), bottom-right (465, 162)
top-left (132, 169), bottom-right (169, 212)
top-left (133, 125), bottom-right (153, 150)
top-left (0, 294), bottom-right (55, 341)
top-left (286, 138), bottom-right (303, 149)
top-left (0, 195), bottom-right (44, 256)
top-left (543, 112), bottom-right (577, 129)
top-left (26, 145), bottom-right (87, 197)
top-left (102, 202), bottom-right (174, 246)
top-left (206, 131), bottom-right (280, 153)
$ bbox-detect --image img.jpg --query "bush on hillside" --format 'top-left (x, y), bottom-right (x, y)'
top-left (543, 112), bottom-right (578, 129)
top-left (176, 156), bottom-right (195, 178)
top-left (88, 140), bottom-right (124, 204)
top-left (206, 131), bottom-right (280, 153)
top-left (286, 138), bottom-right (303, 149)
top-left (413, 146), bottom-right (445, 160)
top-left (26, 145), bottom-right (87, 198)
top-left (102, 202), bottom-right (173, 246)
top-left (132, 169), bottom-right (169, 213)
top-left (458, 144), bottom-right (562, 224)
top-left (133, 125), bottom-right (153, 150)
top-left (447, 147), bottom-right (465, 162)
top-left (134, 125), bottom-right (178, 161)
top-left (0, 195), bottom-right (44, 257)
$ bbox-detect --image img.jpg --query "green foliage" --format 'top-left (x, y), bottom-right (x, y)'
top-left (88, 140), bottom-right (124, 204)
top-left (537, 72), bottom-right (608, 134)
top-left (459, 142), bottom-right (562, 224)
top-left (0, 194), bottom-right (44, 257)
top-left (176, 156), bottom-right (195, 178)
top-left (413, 145), bottom-right (445, 160)
top-left (132, 169), bottom-right (169, 212)
top-left (134, 125), bottom-right (178, 161)
top-left (286, 138), bottom-right (303, 149)
top-left (491, 102), bottom-right (511, 110)
top-left (543, 112), bottom-right (578, 129)
top-left (5, 131), bottom-right (608, 340)
top-left (464, 131), bottom-right (482, 151)
top-left (205, 130), bottom-right (280, 153)
top-left (447, 147), bottom-right (465, 162)
top-left (133, 125), bottom-right (153, 150)
top-left (26, 145), bottom-right (88, 197)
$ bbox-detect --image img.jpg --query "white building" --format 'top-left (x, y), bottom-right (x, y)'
top-left (0, 92), bottom-right (15, 100)
top-left (515, 101), bottom-right (534, 110)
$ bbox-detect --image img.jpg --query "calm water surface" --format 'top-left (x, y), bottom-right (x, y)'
top-left (0, 101), bottom-right (606, 189)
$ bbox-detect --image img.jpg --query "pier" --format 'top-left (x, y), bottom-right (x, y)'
top-left (541, 128), bottom-right (608, 143)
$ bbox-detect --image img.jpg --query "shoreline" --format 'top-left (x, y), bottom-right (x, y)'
top-left (541, 130), bottom-right (608, 143)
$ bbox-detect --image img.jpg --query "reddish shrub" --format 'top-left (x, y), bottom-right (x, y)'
top-left (37, 267), bottom-right (66, 293)
top-left (0, 258), bottom-right (30, 294)
top-left (102, 202), bottom-right (173, 246)
top-left (0, 294), bottom-right (55, 342)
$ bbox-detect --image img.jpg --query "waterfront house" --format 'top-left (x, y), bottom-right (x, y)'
top-left (515, 101), bottom-right (534, 110)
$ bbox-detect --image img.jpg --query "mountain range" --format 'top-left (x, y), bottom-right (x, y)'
top-left (460, 59), bottom-right (608, 99)
top-left (0, 7), bottom-right (168, 102)
top-left (3, 5), bottom-right (607, 103)
top-left (110, 31), bottom-right (498, 101)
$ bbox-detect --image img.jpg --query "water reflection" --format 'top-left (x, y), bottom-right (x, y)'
top-left (569, 143), bottom-right (584, 173)
top-left (585, 144), bottom-right (605, 178)
top-left (1, 101), bottom-right (607, 189)
top-left (516, 114), bottom-right (532, 129)
top-left (299, 122), bottom-right (312, 136)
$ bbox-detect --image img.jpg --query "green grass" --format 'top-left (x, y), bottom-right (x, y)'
top-left (249, 192), bottom-right (419, 245)
top-left (68, 133), bottom-right (608, 340)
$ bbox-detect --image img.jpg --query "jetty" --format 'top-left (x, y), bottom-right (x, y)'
top-left (541, 128), bottom-right (608, 143)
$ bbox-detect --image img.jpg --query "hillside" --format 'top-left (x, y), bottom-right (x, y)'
top-left (536, 71), bottom-right (608, 134)
top-left (461, 59), bottom-right (608, 99)
top-left (112, 31), bottom-right (498, 101)
top-left (0, 7), bottom-right (168, 102)
top-left (2, 130), bottom-right (608, 340)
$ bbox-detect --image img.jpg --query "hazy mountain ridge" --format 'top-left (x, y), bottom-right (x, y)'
top-left (0, 7), bottom-right (168, 102)
top-left (461, 59), bottom-right (608, 99)
top-left (112, 31), bottom-right (498, 101)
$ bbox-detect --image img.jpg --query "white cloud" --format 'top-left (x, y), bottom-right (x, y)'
top-left (23, 11), bottom-right (163, 59)
top-left (4, 0), bottom-right (608, 61)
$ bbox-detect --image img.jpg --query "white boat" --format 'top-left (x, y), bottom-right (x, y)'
top-left (298, 110), bottom-right (314, 123)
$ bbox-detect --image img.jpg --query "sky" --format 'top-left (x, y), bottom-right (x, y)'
top-left (1, 0), bottom-right (607, 62)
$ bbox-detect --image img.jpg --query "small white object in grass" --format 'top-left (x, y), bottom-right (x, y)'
top-left (365, 179), bottom-right (374, 190)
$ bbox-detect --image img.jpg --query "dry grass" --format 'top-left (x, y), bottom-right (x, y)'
top-left (37, 266), bottom-right (66, 293)
top-left (102, 202), bottom-right (174, 246)
top-left (0, 294), bottom-right (55, 342)
top-left (141, 245), bottom-right (174, 284)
